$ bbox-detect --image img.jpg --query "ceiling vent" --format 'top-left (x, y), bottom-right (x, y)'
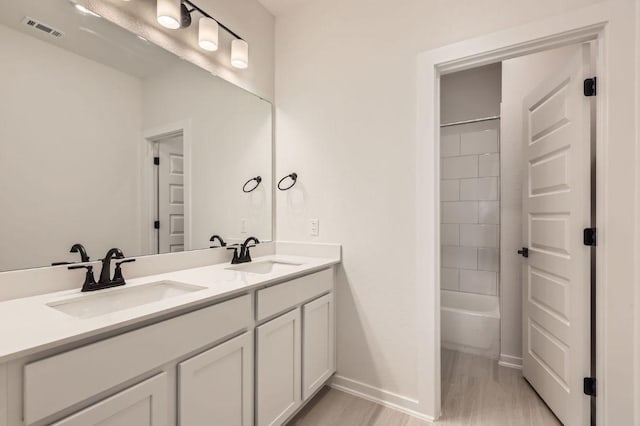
top-left (21, 16), bottom-right (64, 38)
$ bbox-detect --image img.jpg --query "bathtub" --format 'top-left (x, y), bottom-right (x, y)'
top-left (441, 290), bottom-right (500, 359)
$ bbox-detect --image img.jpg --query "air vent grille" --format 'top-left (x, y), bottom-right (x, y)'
top-left (21, 16), bottom-right (64, 38)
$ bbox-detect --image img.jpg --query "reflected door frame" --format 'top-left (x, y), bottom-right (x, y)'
top-left (142, 120), bottom-right (192, 254)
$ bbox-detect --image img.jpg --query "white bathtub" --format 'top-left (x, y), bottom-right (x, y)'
top-left (441, 290), bottom-right (500, 359)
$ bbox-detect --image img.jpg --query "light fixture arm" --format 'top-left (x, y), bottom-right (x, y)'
top-left (181, 0), bottom-right (244, 41)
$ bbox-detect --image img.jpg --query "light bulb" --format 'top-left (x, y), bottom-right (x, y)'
top-left (157, 0), bottom-right (181, 29)
top-left (231, 39), bottom-right (249, 69)
top-left (198, 17), bottom-right (219, 51)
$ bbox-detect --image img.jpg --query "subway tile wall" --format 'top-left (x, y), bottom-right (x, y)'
top-left (441, 121), bottom-right (500, 296)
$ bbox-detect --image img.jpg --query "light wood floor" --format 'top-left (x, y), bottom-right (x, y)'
top-left (287, 349), bottom-right (561, 426)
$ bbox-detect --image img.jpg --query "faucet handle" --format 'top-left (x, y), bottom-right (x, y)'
top-left (68, 264), bottom-right (97, 292)
top-left (227, 245), bottom-right (241, 264)
top-left (68, 264), bottom-right (93, 270)
top-left (115, 258), bottom-right (136, 267)
top-left (113, 258), bottom-right (136, 284)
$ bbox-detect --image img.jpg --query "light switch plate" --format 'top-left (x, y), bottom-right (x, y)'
top-left (240, 218), bottom-right (248, 234)
top-left (309, 219), bottom-right (319, 236)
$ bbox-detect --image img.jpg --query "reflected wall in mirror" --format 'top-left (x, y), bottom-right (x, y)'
top-left (0, 0), bottom-right (273, 271)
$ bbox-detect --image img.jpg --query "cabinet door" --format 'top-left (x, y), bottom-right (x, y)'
top-left (178, 332), bottom-right (253, 426)
top-left (51, 373), bottom-right (168, 426)
top-left (302, 293), bottom-right (335, 400)
top-left (256, 309), bottom-right (301, 426)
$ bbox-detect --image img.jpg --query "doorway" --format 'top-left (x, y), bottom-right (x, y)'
top-left (142, 121), bottom-right (192, 255)
top-left (155, 133), bottom-right (185, 254)
top-left (438, 42), bottom-right (596, 425)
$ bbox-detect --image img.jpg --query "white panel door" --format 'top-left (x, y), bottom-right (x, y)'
top-left (178, 332), bottom-right (253, 426)
top-left (51, 373), bottom-right (168, 426)
top-left (521, 44), bottom-right (592, 426)
top-left (302, 293), bottom-right (335, 400)
top-left (158, 135), bottom-right (185, 253)
top-left (256, 309), bottom-right (301, 426)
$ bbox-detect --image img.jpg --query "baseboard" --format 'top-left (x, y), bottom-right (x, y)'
top-left (329, 375), bottom-right (435, 423)
top-left (498, 353), bottom-right (523, 369)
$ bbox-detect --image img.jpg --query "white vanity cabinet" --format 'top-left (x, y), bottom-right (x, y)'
top-left (18, 295), bottom-right (252, 425)
top-left (51, 373), bottom-right (168, 426)
top-left (178, 332), bottom-right (253, 426)
top-left (5, 265), bottom-right (337, 426)
top-left (255, 268), bottom-right (335, 426)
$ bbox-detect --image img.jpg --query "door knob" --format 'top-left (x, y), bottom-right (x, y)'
top-left (517, 247), bottom-right (529, 258)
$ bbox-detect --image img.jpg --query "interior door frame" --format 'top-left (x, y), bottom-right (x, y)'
top-left (141, 120), bottom-right (193, 255)
top-left (416, 1), bottom-right (638, 423)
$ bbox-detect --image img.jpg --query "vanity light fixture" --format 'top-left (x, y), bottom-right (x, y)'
top-left (198, 17), bottom-right (219, 51)
top-left (156, 0), bottom-right (249, 69)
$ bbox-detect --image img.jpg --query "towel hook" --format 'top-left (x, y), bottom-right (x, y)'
top-left (242, 176), bottom-right (262, 193)
top-left (277, 172), bottom-right (298, 191)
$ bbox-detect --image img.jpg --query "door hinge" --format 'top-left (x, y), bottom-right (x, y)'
top-left (153, 156), bottom-right (160, 165)
top-left (584, 377), bottom-right (597, 396)
top-left (583, 228), bottom-right (597, 246)
top-left (584, 77), bottom-right (597, 97)
top-left (154, 220), bottom-right (160, 229)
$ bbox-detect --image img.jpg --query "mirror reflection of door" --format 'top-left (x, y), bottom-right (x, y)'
top-left (156, 134), bottom-right (185, 253)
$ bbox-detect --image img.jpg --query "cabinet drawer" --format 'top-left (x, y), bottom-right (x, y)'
top-left (24, 295), bottom-right (251, 425)
top-left (256, 269), bottom-right (333, 321)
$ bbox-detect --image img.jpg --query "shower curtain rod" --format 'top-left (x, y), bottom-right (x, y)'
top-left (440, 115), bottom-right (500, 128)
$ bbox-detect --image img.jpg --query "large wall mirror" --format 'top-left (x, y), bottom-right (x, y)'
top-left (0, 0), bottom-right (273, 271)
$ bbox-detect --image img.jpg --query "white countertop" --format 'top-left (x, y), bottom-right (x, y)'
top-left (0, 254), bottom-right (339, 363)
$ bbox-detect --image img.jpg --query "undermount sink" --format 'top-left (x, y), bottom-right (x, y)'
top-left (226, 260), bottom-right (302, 275)
top-left (47, 281), bottom-right (206, 319)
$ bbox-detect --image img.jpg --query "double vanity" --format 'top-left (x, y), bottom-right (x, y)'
top-left (0, 246), bottom-right (340, 426)
top-left (0, 1), bottom-right (339, 425)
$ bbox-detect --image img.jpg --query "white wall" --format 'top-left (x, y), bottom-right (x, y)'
top-left (440, 63), bottom-right (502, 125)
top-left (500, 45), bottom-right (577, 366)
top-left (142, 61), bottom-right (273, 248)
top-left (274, 0), bottom-right (612, 415)
top-left (0, 24), bottom-right (143, 271)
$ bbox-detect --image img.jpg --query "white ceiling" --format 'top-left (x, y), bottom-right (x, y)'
top-left (256, 0), bottom-right (306, 17)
